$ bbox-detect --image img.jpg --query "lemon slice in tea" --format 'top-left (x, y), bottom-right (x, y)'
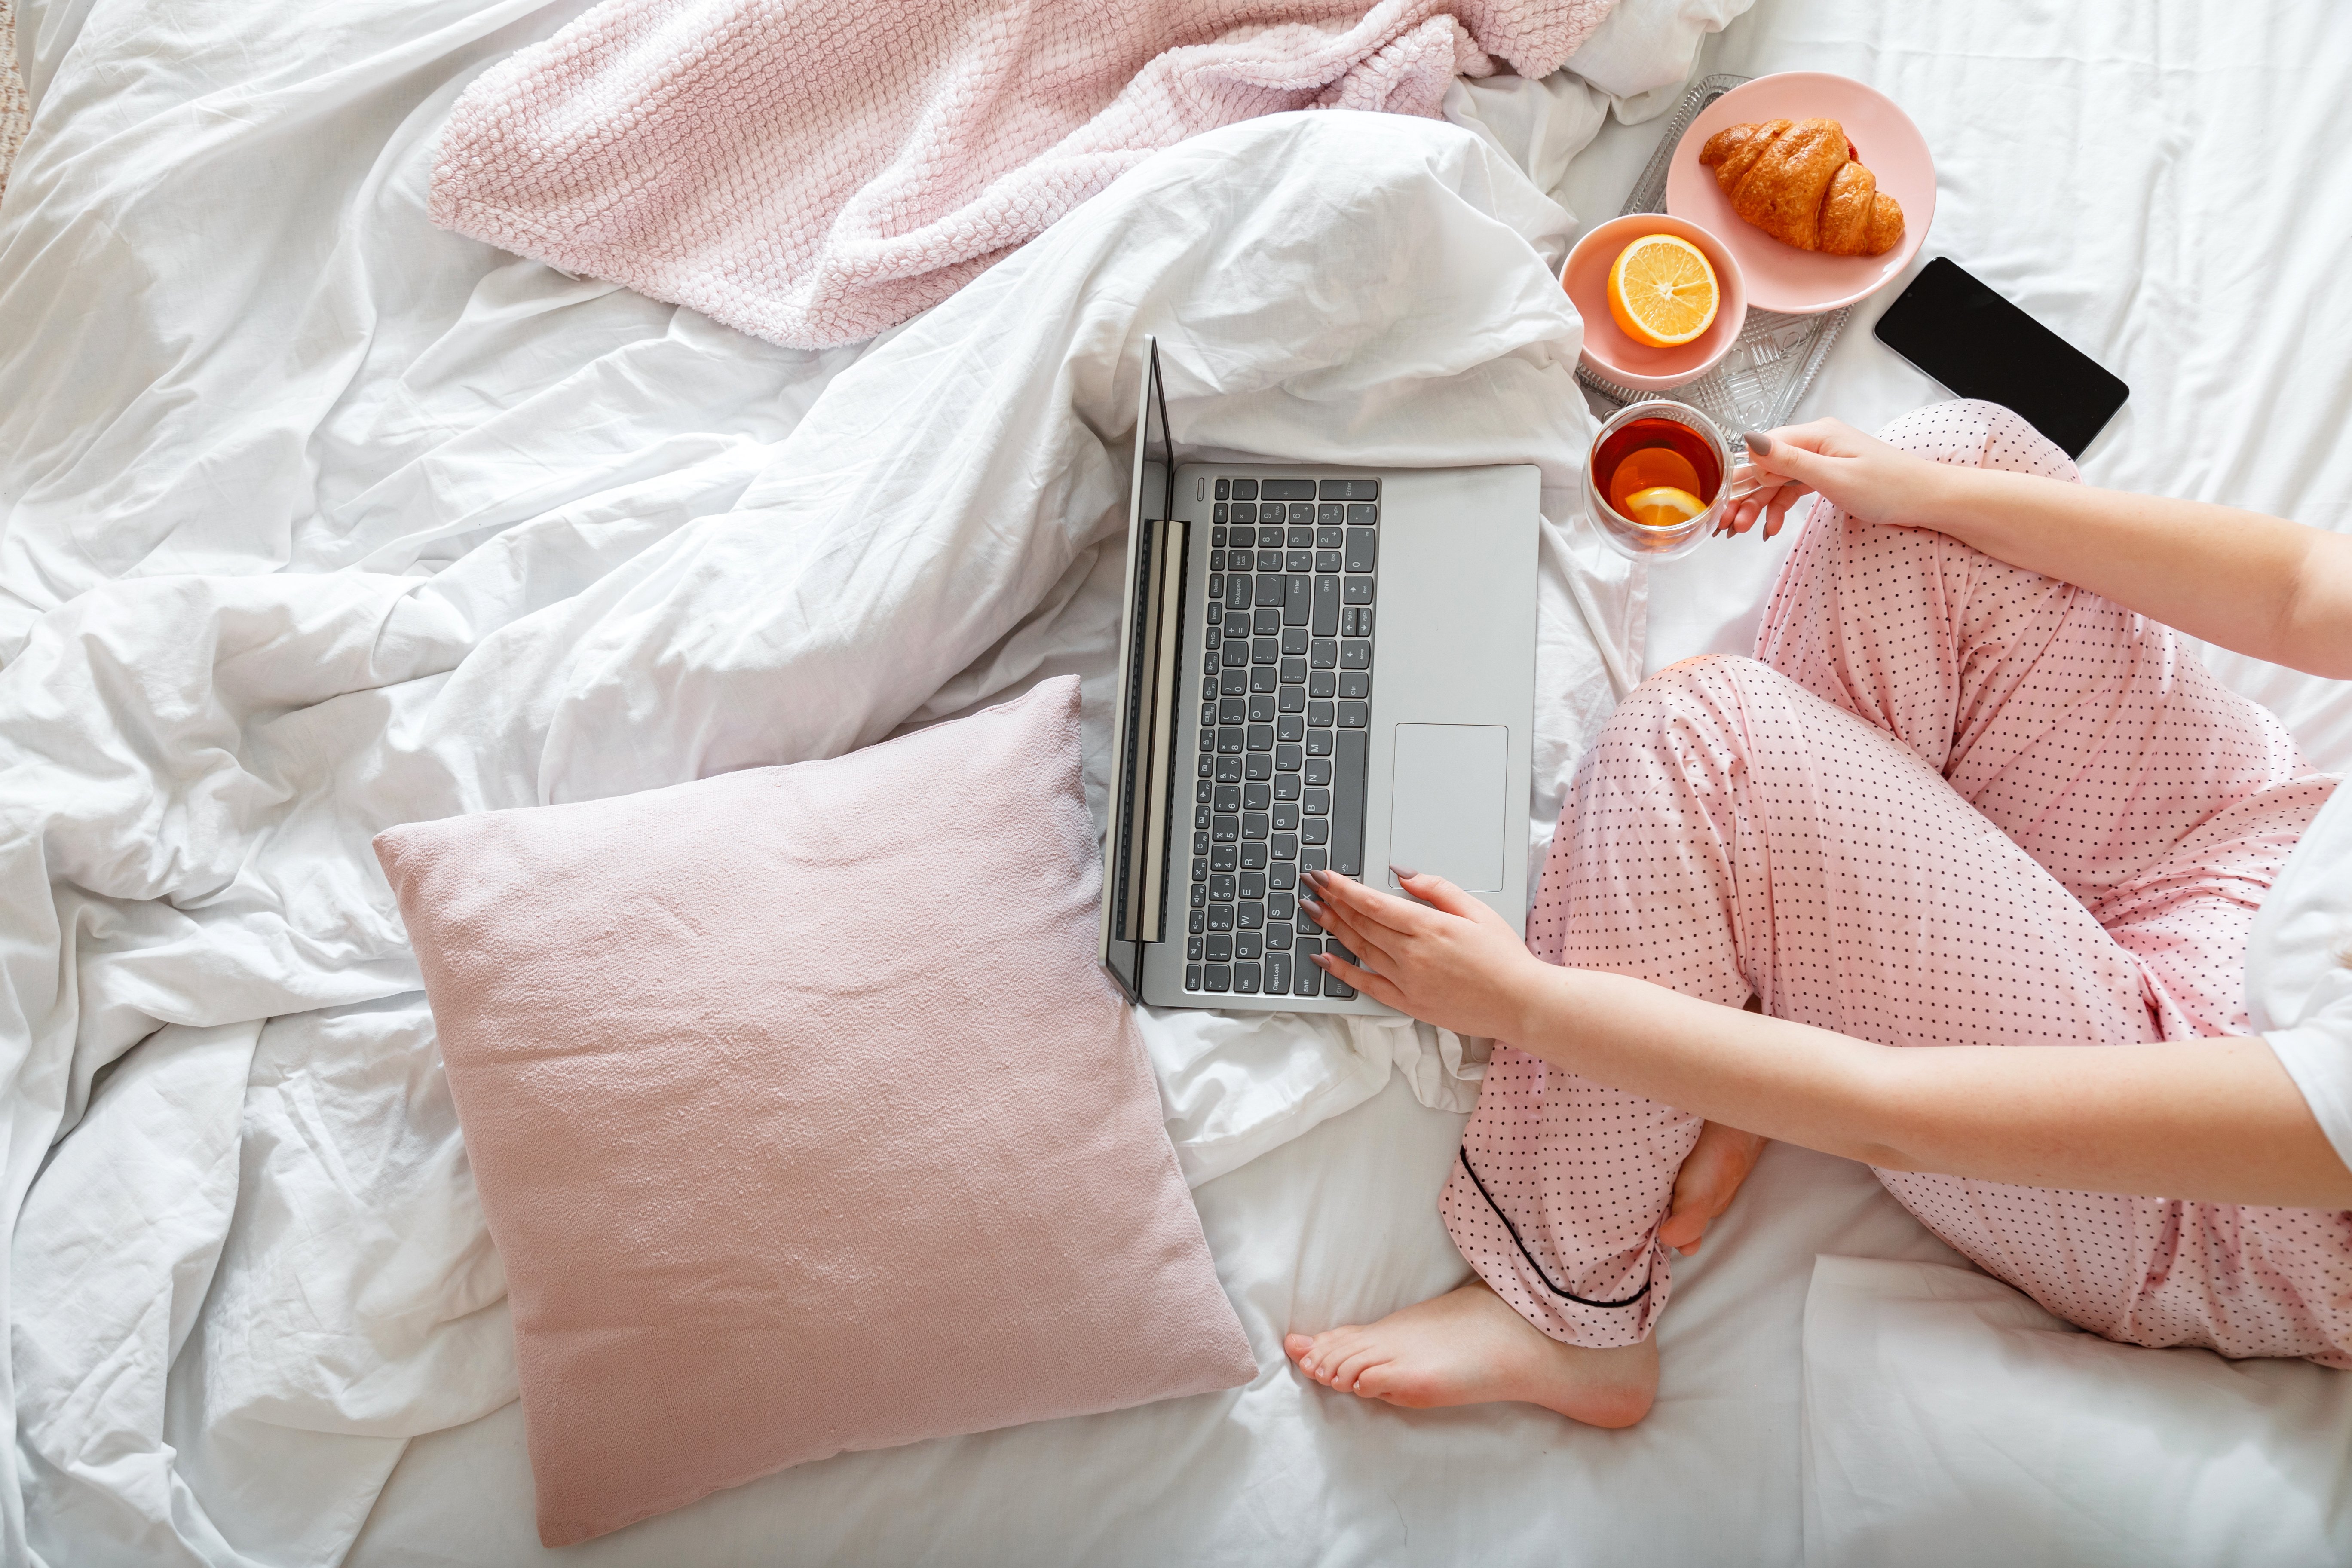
top-left (1620, 485), bottom-right (1706, 528)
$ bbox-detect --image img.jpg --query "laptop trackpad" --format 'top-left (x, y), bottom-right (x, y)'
top-left (1387, 724), bottom-right (1507, 893)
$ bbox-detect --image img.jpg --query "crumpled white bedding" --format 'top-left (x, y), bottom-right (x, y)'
top-left (0, 0), bottom-right (1752, 1553)
top-left (10, 0), bottom-right (2352, 1562)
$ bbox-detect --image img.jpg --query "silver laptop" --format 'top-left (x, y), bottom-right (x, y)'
top-left (1099, 337), bottom-right (1539, 1015)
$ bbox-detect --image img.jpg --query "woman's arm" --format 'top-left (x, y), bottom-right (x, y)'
top-left (1727, 420), bottom-right (2352, 680)
top-left (1300, 868), bottom-right (2352, 1211)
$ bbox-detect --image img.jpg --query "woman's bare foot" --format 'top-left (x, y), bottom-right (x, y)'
top-left (1659, 1119), bottom-right (1767, 1255)
top-left (1283, 1280), bottom-right (1657, 1428)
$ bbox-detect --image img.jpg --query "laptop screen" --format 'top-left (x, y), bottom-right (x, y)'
top-left (1099, 339), bottom-right (1181, 1001)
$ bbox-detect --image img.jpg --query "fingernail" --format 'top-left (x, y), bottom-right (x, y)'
top-left (1303, 868), bottom-right (1326, 888)
top-left (1389, 864), bottom-right (1416, 880)
top-left (1742, 431), bottom-right (1772, 457)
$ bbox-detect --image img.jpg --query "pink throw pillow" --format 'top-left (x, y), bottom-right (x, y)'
top-left (374, 677), bottom-right (1255, 1547)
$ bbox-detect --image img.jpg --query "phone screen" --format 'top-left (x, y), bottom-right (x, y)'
top-left (1872, 258), bottom-right (2128, 459)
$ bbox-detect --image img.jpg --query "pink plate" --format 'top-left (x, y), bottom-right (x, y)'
top-left (1664, 72), bottom-right (1935, 316)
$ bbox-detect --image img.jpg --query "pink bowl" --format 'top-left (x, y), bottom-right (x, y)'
top-left (1560, 214), bottom-right (1747, 392)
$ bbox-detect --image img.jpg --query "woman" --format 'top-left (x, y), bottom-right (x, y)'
top-left (1281, 401), bottom-right (2352, 1427)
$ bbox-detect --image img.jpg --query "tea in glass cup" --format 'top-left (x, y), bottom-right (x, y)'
top-left (1583, 400), bottom-right (1734, 561)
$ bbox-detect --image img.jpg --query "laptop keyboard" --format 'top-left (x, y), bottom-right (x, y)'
top-left (1182, 476), bottom-right (1376, 1001)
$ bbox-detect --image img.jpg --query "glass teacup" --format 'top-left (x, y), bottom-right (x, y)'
top-left (1583, 399), bottom-right (1735, 562)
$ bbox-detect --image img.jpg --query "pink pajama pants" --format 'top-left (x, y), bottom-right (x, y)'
top-left (1440, 400), bottom-right (2352, 1364)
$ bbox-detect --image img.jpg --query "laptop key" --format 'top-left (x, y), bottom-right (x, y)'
top-left (1274, 773), bottom-right (1300, 802)
top-left (1270, 832), bottom-right (1297, 861)
top-left (1280, 661), bottom-right (1307, 690)
top-left (1310, 639), bottom-right (1337, 670)
top-left (1246, 725), bottom-right (1273, 753)
top-left (1256, 548), bottom-right (1283, 573)
top-left (1213, 815), bottom-right (1238, 842)
top-left (1270, 862), bottom-right (1298, 891)
top-left (1293, 939), bottom-right (1322, 996)
top-left (1306, 729), bottom-right (1333, 757)
top-left (1233, 963), bottom-right (1261, 995)
top-left (1205, 965), bottom-right (1231, 993)
top-left (1301, 818), bottom-right (1328, 846)
top-left (1338, 671), bottom-right (1369, 700)
top-left (1273, 802), bottom-right (1300, 832)
top-left (1266, 924), bottom-right (1292, 951)
top-left (1337, 701), bottom-right (1367, 728)
top-left (1250, 666), bottom-right (1278, 694)
top-left (1343, 577), bottom-right (1373, 606)
top-left (1207, 906), bottom-right (1234, 932)
top-left (1346, 502), bottom-right (1378, 525)
top-left (1284, 574), bottom-right (1312, 625)
top-left (1269, 891), bottom-right (1298, 922)
top-left (1239, 870), bottom-right (1267, 899)
top-left (1305, 757), bottom-right (1333, 786)
top-left (1302, 847), bottom-right (1329, 873)
top-left (1345, 528), bottom-right (1377, 572)
top-left (1240, 841), bottom-right (1269, 869)
top-left (1339, 641), bottom-right (1369, 670)
top-left (1233, 478), bottom-right (1258, 500)
top-left (1276, 742), bottom-right (1302, 771)
top-left (1237, 902), bottom-right (1263, 930)
top-left (1332, 730), bottom-right (1369, 878)
top-left (1287, 551), bottom-right (1314, 574)
top-left (1277, 714), bottom-right (1304, 743)
top-left (1289, 502), bottom-right (1316, 526)
top-left (1186, 965), bottom-right (1204, 992)
top-left (1245, 753), bottom-right (1272, 780)
top-left (1264, 952), bottom-right (1292, 995)
top-left (1308, 699), bottom-right (1334, 726)
top-left (1261, 478), bottom-right (1315, 501)
top-left (1215, 755), bottom-right (1243, 784)
top-left (1317, 502), bottom-right (1345, 527)
top-left (1242, 812), bottom-right (1268, 840)
top-left (1321, 479), bottom-right (1378, 501)
top-left (1218, 728), bottom-right (1244, 755)
top-left (1303, 787), bottom-right (1329, 814)
top-left (1237, 931), bottom-right (1262, 960)
top-left (1211, 843), bottom-right (1237, 871)
top-left (1311, 576), bottom-right (1341, 637)
top-left (1247, 694), bottom-right (1274, 723)
top-left (1209, 873), bottom-right (1235, 901)
top-left (1255, 575), bottom-right (1286, 607)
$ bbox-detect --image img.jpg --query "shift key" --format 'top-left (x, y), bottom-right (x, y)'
top-left (1312, 574), bottom-right (1340, 636)
top-left (1332, 729), bottom-right (1368, 878)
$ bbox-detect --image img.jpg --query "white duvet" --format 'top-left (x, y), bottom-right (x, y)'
top-left (10, 0), bottom-right (2352, 1562)
top-left (0, 0), bottom-right (1736, 1553)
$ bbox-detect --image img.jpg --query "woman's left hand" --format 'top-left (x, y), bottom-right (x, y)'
top-left (1299, 868), bottom-right (1546, 1042)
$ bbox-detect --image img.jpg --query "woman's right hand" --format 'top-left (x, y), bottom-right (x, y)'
top-left (1721, 417), bottom-right (1962, 538)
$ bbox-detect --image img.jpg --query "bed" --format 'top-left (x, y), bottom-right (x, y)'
top-left (2, 0), bottom-right (2349, 1564)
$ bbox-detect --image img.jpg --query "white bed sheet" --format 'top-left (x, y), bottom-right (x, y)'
top-left (360, 0), bottom-right (2352, 1561)
top-left (6, 0), bottom-right (2352, 1562)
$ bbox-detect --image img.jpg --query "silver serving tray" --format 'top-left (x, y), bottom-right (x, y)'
top-left (1575, 74), bottom-right (1847, 433)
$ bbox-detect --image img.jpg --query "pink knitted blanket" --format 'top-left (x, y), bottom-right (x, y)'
top-left (429, 0), bottom-right (1615, 349)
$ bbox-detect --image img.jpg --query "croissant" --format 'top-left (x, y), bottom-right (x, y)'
top-left (1698, 119), bottom-right (1904, 257)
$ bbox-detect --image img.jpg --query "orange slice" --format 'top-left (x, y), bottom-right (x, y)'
top-left (1620, 485), bottom-right (1706, 528)
top-left (1606, 235), bottom-right (1720, 348)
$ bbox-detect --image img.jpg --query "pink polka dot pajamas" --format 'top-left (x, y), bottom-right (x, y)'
top-left (1439, 400), bottom-right (2352, 1364)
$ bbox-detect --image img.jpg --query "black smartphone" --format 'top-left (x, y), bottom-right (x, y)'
top-left (1872, 257), bottom-right (2128, 459)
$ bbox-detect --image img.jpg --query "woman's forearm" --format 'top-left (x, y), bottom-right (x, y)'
top-left (1912, 466), bottom-right (2352, 679)
top-left (1509, 964), bottom-right (2352, 1210)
